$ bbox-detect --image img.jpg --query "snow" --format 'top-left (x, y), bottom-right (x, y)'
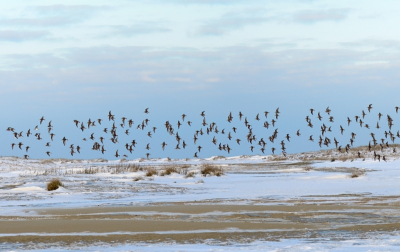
top-left (3, 234), bottom-right (400, 251)
top-left (0, 155), bottom-right (399, 213)
top-left (1, 154), bottom-right (400, 250)
top-left (10, 186), bottom-right (45, 192)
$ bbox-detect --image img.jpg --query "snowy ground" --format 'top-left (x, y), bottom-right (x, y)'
top-left (5, 235), bottom-right (400, 252)
top-left (1, 149), bottom-right (400, 251)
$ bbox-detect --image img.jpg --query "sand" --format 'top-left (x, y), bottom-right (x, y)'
top-left (2, 201), bottom-right (400, 245)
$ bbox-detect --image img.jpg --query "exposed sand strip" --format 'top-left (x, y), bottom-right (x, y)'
top-left (2, 202), bottom-right (400, 245)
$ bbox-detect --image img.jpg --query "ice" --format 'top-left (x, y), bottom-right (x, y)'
top-left (3, 235), bottom-right (400, 251)
top-left (0, 155), bottom-right (399, 213)
top-left (10, 186), bottom-right (45, 192)
top-left (1, 154), bottom-right (400, 250)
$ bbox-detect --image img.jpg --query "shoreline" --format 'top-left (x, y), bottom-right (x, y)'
top-left (2, 202), bottom-right (400, 245)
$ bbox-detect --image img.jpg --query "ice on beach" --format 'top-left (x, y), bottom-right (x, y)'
top-left (0, 155), bottom-right (399, 215)
top-left (2, 154), bottom-right (400, 250)
top-left (10, 186), bottom-right (45, 192)
top-left (4, 234), bottom-right (400, 251)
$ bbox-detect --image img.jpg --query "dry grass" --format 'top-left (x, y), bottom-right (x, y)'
top-left (81, 167), bottom-right (98, 174)
top-left (269, 155), bottom-right (288, 161)
top-left (314, 166), bottom-right (369, 174)
top-left (110, 164), bottom-right (142, 174)
top-left (185, 171), bottom-right (197, 178)
top-left (350, 170), bottom-right (366, 178)
top-left (145, 168), bottom-right (158, 177)
top-left (179, 167), bottom-right (189, 176)
top-left (212, 155), bottom-right (226, 160)
top-left (271, 144), bottom-right (400, 162)
top-left (84, 158), bottom-right (108, 163)
top-left (178, 165), bottom-right (190, 176)
top-left (282, 161), bottom-right (313, 167)
top-left (70, 164), bottom-right (143, 175)
top-left (164, 167), bottom-right (178, 175)
top-left (157, 165), bottom-right (191, 176)
top-left (27, 164), bottom-right (145, 176)
top-left (133, 176), bottom-right (144, 181)
top-left (47, 179), bottom-right (63, 191)
top-left (200, 164), bottom-right (224, 177)
top-left (303, 166), bottom-right (313, 171)
top-left (20, 167), bottom-right (66, 176)
top-left (40, 159), bottom-right (54, 164)
top-left (19, 163), bottom-right (197, 177)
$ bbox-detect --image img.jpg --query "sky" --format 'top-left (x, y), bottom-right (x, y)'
top-left (1, 0), bottom-right (400, 160)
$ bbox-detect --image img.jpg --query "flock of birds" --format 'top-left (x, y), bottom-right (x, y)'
top-left (5, 105), bottom-right (400, 161)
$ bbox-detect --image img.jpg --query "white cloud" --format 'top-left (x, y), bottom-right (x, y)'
top-left (0, 30), bottom-right (50, 41)
top-left (33, 4), bottom-right (109, 14)
top-left (101, 23), bottom-right (171, 37)
top-left (172, 77), bottom-right (192, 82)
top-left (193, 10), bottom-right (271, 36)
top-left (292, 8), bottom-right (350, 23)
top-left (1, 43), bottom-right (399, 99)
top-left (0, 17), bottom-right (81, 27)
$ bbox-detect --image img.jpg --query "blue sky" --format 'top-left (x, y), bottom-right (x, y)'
top-left (1, 0), bottom-right (400, 160)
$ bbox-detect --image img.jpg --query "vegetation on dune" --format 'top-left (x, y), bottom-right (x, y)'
top-left (185, 171), bottom-right (197, 178)
top-left (350, 170), bottom-right (366, 178)
top-left (145, 168), bottom-right (158, 177)
top-left (47, 179), bottom-right (63, 191)
top-left (200, 164), bottom-right (224, 177)
top-left (133, 176), bottom-right (144, 181)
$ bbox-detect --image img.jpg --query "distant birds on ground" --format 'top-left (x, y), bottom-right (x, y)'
top-left (5, 105), bottom-right (400, 161)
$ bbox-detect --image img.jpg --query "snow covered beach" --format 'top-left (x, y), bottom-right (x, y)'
top-left (1, 148), bottom-right (400, 251)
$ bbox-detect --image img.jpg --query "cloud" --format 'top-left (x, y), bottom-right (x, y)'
top-left (102, 23), bottom-right (171, 37)
top-left (292, 8), bottom-right (350, 23)
top-left (140, 0), bottom-right (258, 4)
top-left (33, 4), bottom-right (109, 14)
top-left (0, 16), bottom-right (81, 27)
top-left (358, 14), bottom-right (381, 20)
top-left (206, 78), bottom-right (221, 82)
top-left (0, 30), bottom-right (50, 42)
top-left (171, 77), bottom-right (192, 82)
top-left (141, 0), bottom-right (316, 5)
top-left (141, 71), bottom-right (157, 82)
top-left (2, 41), bottom-right (400, 106)
top-left (339, 39), bottom-right (400, 51)
top-left (194, 10), bottom-right (271, 36)
top-left (0, 4), bottom-right (111, 28)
